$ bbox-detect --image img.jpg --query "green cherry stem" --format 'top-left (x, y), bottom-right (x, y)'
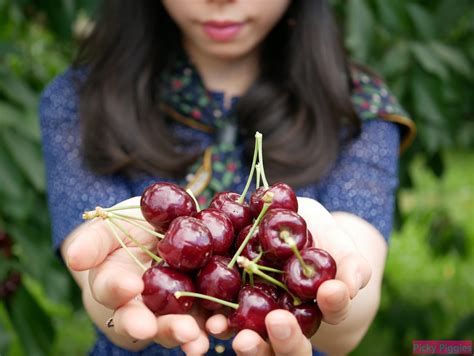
top-left (108, 212), bottom-right (147, 222)
top-left (109, 213), bottom-right (165, 239)
top-left (257, 132), bottom-right (269, 189)
top-left (174, 291), bottom-right (239, 310)
top-left (280, 231), bottom-right (315, 278)
top-left (109, 219), bottom-right (162, 264)
top-left (258, 265), bottom-right (284, 274)
top-left (255, 163), bottom-right (261, 189)
top-left (106, 219), bottom-right (147, 272)
top-left (227, 194), bottom-right (273, 269)
top-left (186, 189), bottom-right (201, 212)
top-left (238, 132), bottom-right (262, 205)
top-left (104, 205), bottom-right (141, 212)
top-left (237, 256), bottom-right (301, 306)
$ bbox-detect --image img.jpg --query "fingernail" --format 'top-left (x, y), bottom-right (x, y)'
top-left (270, 323), bottom-right (291, 340)
top-left (239, 345), bottom-right (258, 356)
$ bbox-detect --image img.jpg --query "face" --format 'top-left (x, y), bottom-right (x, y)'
top-left (161, 0), bottom-right (291, 60)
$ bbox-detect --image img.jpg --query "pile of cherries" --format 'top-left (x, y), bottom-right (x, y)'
top-left (86, 133), bottom-right (337, 339)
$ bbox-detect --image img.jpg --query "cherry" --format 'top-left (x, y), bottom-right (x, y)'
top-left (141, 182), bottom-right (197, 232)
top-left (142, 263), bottom-right (195, 315)
top-left (235, 225), bottom-right (263, 262)
top-left (278, 292), bottom-right (322, 338)
top-left (228, 286), bottom-right (279, 339)
top-left (157, 216), bottom-right (213, 271)
top-left (250, 279), bottom-right (280, 302)
top-left (209, 192), bottom-right (252, 234)
top-left (196, 256), bottom-right (241, 310)
top-left (259, 208), bottom-right (307, 262)
top-left (283, 248), bottom-right (337, 301)
top-left (194, 208), bottom-right (235, 256)
top-left (250, 183), bottom-right (298, 218)
top-left (305, 230), bottom-right (314, 248)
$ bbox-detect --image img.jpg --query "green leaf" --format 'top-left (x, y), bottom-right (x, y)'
top-left (0, 101), bottom-right (22, 128)
top-left (429, 41), bottom-right (472, 78)
top-left (382, 41), bottom-right (410, 76)
top-left (2, 129), bottom-right (45, 192)
top-left (407, 3), bottom-right (435, 39)
top-left (345, 0), bottom-right (374, 62)
top-left (411, 78), bottom-right (444, 126)
top-left (5, 285), bottom-right (55, 356)
top-left (0, 142), bottom-right (24, 200)
top-left (410, 42), bottom-right (449, 80)
top-left (0, 69), bottom-right (37, 109)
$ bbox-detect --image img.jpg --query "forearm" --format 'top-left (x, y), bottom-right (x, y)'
top-left (311, 212), bottom-right (388, 355)
top-left (61, 226), bottom-right (152, 351)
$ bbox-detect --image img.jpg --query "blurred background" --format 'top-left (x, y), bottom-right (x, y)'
top-left (0, 0), bottom-right (472, 354)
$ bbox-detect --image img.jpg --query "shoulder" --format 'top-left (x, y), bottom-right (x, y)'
top-left (39, 67), bottom-right (87, 126)
top-left (350, 66), bottom-right (416, 152)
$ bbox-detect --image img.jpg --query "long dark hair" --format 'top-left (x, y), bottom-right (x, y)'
top-left (74, 0), bottom-right (360, 187)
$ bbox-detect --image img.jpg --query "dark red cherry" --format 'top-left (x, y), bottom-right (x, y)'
top-left (250, 183), bottom-right (298, 218)
top-left (235, 225), bottom-right (263, 262)
top-left (196, 256), bottom-right (242, 310)
top-left (283, 248), bottom-right (337, 301)
top-left (259, 208), bottom-right (307, 262)
top-left (142, 264), bottom-right (195, 315)
top-left (251, 279), bottom-right (280, 302)
top-left (209, 192), bottom-right (252, 234)
top-left (228, 286), bottom-right (279, 339)
top-left (141, 182), bottom-right (197, 232)
top-left (305, 230), bottom-right (314, 249)
top-left (194, 208), bottom-right (235, 255)
top-left (157, 216), bottom-right (213, 272)
top-left (278, 292), bottom-right (322, 338)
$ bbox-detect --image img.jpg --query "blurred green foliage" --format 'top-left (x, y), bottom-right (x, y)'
top-left (0, 0), bottom-right (472, 355)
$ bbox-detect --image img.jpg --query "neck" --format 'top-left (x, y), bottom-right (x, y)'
top-left (184, 42), bottom-right (260, 108)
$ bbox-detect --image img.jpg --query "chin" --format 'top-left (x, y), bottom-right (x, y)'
top-left (206, 44), bottom-right (257, 60)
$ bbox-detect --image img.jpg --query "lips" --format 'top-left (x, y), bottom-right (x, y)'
top-left (202, 20), bottom-right (244, 42)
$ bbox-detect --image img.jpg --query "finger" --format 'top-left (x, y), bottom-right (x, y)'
top-left (316, 279), bottom-right (351, 325)
top-left (153, 314), bottom-right (201, 349)
top-left (232, 329), bottom-right (271, 356)
top-left (88, 255), bottom-right (144, 309)
top-left (206, 313), bottom-right (234, 340)
top-left (265, 309), bottom-right (312, 356)
top-left (113, 299), bottom-right (158, 340)
top-left (180, 329), bottom-right (210, 355)
top-left (336, 252), bottom-right (371, 299)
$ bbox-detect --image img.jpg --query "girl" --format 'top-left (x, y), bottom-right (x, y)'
top-left (39, 0), bottom-right (415, 355)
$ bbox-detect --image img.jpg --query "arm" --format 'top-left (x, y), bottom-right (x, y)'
top-left (39, 72), bottom-right (209, 353)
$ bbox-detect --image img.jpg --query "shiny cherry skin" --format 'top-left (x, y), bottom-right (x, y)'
top-left (196, 256), bottom-right (241, 310)
top-left (228, 286), bottom-right (279, 339)
top-left (259, 208), bottom-right (307, 262)
top-left (142, 263), bottom-right (195, 315)
top-left (209, 192), bottom-right (252, 234)
top-left (157, 216), bottom-right (213, 272)
top-left (141, 182), bottom-right (197, 232)
top-left (250, 183), bottom-right (298, 218)
top-left (278, 292), bottom-right (322, 338)
top-left (250, 279), bottom-right (280, 302)
top-left (194, 208), bottom-right (235, 255)
top-left (283, 248), bottom-right (337, 301)
top-left (235, 225), bottom-right (263, 262)
top-left (305, 230), bottom-right (314, 248)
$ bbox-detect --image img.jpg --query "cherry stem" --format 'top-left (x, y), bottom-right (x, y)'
top-left (109, 212), bottom-right (147, 222)
top-left (186, 189), bottom-right (201, 212)
top-left (280, 231), bottom-right (315, 278)
top-left (227, 195), bottom-right (273, 269)
top-left (238, 132), bottom-right (261, 204)
top-left (106, 220), bottom-right (147, 272)
top-left (255, 163), bottom-right (261, 189)
top-left (174, 291), bottom-right (239, 310)
top-left (257, 132), bottom-right (269, 189)
top-left (109, 219), bottom-right (162, 264)
top-left (258, 265), bottom-right (284, 274)
top-left (104, 205), bottom-right (141, 212)
top-left (109, 213), bottom-right (164, 239)
top-left (238, 256), bottom-right (301, 306)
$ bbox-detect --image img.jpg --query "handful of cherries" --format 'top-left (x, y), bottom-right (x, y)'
top-left (83, 132), bottom-right (337, 339)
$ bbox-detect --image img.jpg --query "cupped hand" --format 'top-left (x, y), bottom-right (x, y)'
top-left (206, 197), bottom-right (372, 355)
top-left (64, 197), bottom-right (210, 354)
